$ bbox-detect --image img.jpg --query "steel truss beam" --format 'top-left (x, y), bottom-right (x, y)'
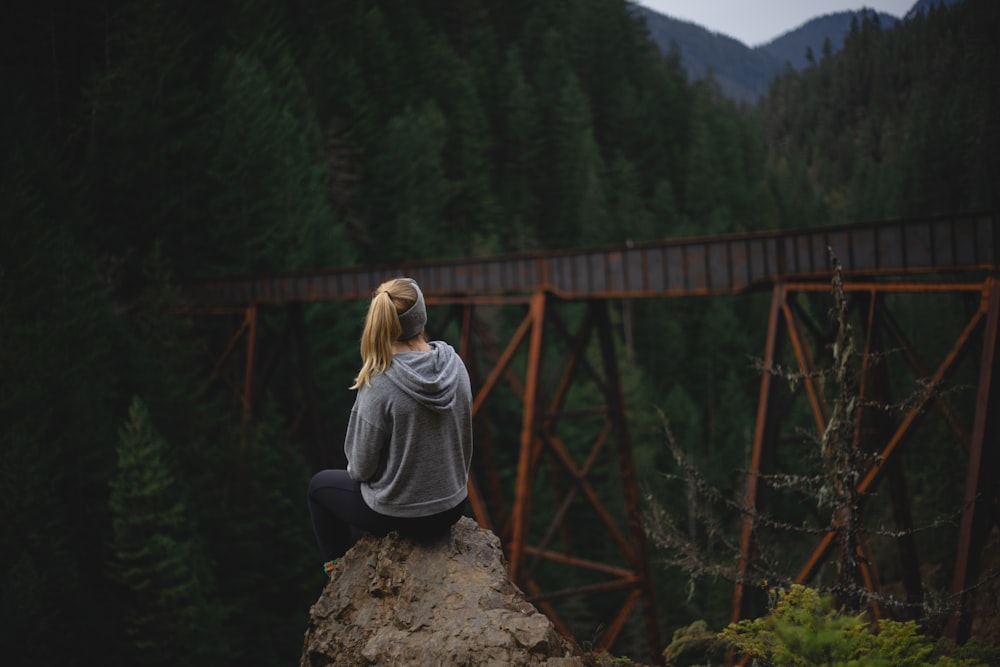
top-left (731, 277), bottom-right (999, 648)
top-left (456, 293), bottom-right (661, 656)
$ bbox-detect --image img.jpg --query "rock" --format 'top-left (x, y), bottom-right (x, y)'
top-left (300, 516), bottom-right (583, 666)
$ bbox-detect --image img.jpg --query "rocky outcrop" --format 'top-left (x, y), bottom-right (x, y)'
top-left (300, 516), bottom-right (583, 666)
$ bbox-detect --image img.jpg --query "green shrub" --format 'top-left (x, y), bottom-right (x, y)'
top-left (718, 585), bottom-right (991, 666)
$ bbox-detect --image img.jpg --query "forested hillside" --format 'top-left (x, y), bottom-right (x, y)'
top-left (1, 0), bottom-right (996, 665)
top-left (758, 0), bottom-right (997, 222)
top-left (760, 10), bottom-right (896, 70)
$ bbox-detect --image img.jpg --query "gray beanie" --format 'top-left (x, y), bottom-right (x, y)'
top-left (396, 278), bottom-right (426, 340)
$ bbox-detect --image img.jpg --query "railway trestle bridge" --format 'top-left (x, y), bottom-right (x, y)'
top-left (181, 212), bottom-right (998, 661)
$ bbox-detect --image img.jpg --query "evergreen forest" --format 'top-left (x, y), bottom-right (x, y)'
top-left (1, 0), bottom-right (997, 665)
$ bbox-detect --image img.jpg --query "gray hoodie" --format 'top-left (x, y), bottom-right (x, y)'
top-left (344, 341), bottom-right (473, 517)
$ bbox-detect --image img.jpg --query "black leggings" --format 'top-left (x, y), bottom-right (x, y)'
top-left (307, 469), bottom-right (465, 561)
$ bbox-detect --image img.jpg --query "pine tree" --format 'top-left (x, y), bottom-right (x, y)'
top-left (547, 71), bottom-right (609, 247)
top-left (366, 103), bottom-right (451, 261)
top-left (108, 397), bottom-right (224, 667)
top-left (208, 408), bottom-right (318, 666)
top-left (607, 152), bottom-right (654, 243)
top-left (0, 138), bottom-right (124, 665)
top-left (208, 34), bottom-right (351, 275)
top-left (439, 60), bottom-right (500, 254)
top-left (83, 0), bottom-right (218, 285)
top-left (497, 46), bottom-right (542, 251)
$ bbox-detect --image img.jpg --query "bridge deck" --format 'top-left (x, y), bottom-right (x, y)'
top-left (181, 213), bottom-right (997, 308)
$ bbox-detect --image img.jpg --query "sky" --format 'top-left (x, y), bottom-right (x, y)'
top-left (636, 1), bottom-right (917, 47)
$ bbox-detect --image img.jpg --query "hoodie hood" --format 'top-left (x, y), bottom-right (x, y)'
top-left (384, 341), bottom-right (466, 412)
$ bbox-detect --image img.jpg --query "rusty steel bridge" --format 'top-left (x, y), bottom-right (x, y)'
top-left (182, 212), bottom-right (998, 661)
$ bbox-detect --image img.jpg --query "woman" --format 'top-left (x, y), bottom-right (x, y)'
top-left (307, 277), bottom-right (473, 577)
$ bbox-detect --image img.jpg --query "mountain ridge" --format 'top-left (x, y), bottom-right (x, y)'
top-left (633, 0), bottom-right (963, 105)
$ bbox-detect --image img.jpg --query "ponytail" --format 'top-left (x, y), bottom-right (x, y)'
top-left (350, 278), bottom-right (423, 388)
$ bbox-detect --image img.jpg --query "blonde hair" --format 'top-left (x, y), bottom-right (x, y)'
top-left (351, 278), bottom-right (424, 389)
